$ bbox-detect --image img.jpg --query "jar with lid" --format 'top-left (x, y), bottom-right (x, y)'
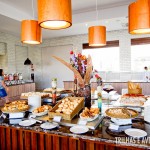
top-left (8, 74), bottom-right (14, 81)
top-left (4, 74), bottom-right (8, 81)
top-left (51, 78), bottom-right (57, 89)
top-left (14, 73), bottom-right (19, 80)
top-left (18, 73), bottom-right (23, 80)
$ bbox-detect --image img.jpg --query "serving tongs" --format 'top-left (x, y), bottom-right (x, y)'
top-left (122, 108), bottom-right (132, 118)
top-left (29, 115), bottom-right (42, 124)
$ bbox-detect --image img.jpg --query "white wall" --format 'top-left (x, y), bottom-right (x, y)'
top-left (1, 29), bottom-right (150, 89)
top-left (41, 45), bottom-right (74, 89)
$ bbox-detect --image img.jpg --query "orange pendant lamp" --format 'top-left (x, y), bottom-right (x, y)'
top-left (21, 20), bottom-right (42, 44)
top-left (129, 0), bottom-right (150, 34)
top-left (88, 0), bottom-right (106, 46)
top-left (88, 26), bottom-right (106, 46)
top-left (38, 0), bottom-right (72, 30)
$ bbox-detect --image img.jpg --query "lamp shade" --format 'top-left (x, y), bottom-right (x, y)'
top-left (88, 26), bottom-right (106, 46)
top-left (129, 0), bottom-right (150, 34)
top-left (24, 58), bottom-right (32, 65)
top-left (38, 0), bottom-right (72, 30)
top-left (21, 20), bottom-right (42, 44)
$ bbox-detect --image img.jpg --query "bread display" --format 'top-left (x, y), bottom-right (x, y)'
top-left (128, 81), bottom-right (142, 94)
top-left (80, 107), bottom-right (100, 118)
top-left (43, 88), bottom-right (64, 93)
top-left (33, 105), bottom-right (52, 113)
top-left (21, 92), bottom-right (49, 99)
top-left (2, 100), bottom-right (29, 113)
top-left (49, 97), bottom-right (84, 120)
top-left (55, 97), bottom-right (82, 115)
top-left (105, 108), bottom-right (138, 119)
top-left (43, 88), bottom-right (72, 94)
top-left (119, 94), bottom-right (146, 106)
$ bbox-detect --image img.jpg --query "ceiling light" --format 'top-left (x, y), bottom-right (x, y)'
top-left (38, 0), bottom-right (72, 30)
top-left (88, 0), bottom-right (106, 46)
top-left (89, 26), bottom-right (106, 46)
top-left (21, 0), bottom-right (42, 44)
top-left (129, 0), bottom-right (150, 34)
top-left (21, 20), bottom-right (42, 44)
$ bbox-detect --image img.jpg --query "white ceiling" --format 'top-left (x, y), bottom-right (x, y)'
top-left (0, 0), bottom-right (135, 39)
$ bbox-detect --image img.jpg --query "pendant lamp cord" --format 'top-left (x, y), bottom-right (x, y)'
top-left (96, 0), bottom-right (98, 21)
top-left (32, 0), bottom-right (35, 19)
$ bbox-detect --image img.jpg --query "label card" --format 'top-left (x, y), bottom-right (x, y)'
top-left (77, 119), bottom-right (87, 125)
top-left (53, 116), bottom-right (62, 122)
top-left (1, 113), bottom-right (6, 119)
top-left (109, 123), bottom-right (119, 130)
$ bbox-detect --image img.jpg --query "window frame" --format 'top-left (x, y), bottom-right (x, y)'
top-left (82, 40), bottom-right (119, 50)
top-left (131, 37), bottom-right (150, 45)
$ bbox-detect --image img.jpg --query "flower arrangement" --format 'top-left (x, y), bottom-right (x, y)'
top-left (52, 50), bottom-right (93, 87)
top-left (69, 50), bottom-right (87, 78)
top-left (93, 69), bottom-right (102, 81)
top-left (53, 50), bottom-right (93, 107)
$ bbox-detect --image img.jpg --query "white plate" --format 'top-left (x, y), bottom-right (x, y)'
top-left (125, 129), bottom-right (147, 138)
top-left (19, 120), bottom-right (36, 127)
top-left (40, 122), bottom-right (59, 130)
top-left (32, 110), bottom-right (48, 116)
top-left (70, 125), bottom-right (89, 134)
top-left (80, 114), bottom-right (99, 122)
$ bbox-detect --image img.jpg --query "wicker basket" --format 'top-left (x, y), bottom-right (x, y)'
top-left (48, 97), bottom-right (84, 120)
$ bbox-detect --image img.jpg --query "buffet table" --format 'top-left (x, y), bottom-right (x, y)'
top-left (0, 111), bottom-right (150, 150)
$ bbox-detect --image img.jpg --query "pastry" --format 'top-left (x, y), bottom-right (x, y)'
top-left (105, 108), bottom-right (138, 119)
top-left (80, 107), bottom-right (100, 118)
top-left (120, 94), bottom-right (146, 106)
top-left (2, 100), bottom-right (29, 112)
top-left (21, 92), bottom-right (49, 98)
top-left (55, 97), bottom-right (82, 114)
top-left (33, 105), bottom-right (52, 113)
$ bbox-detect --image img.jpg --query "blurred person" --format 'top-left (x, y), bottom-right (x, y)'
top-left (0, 69), bottom-right (9, 103)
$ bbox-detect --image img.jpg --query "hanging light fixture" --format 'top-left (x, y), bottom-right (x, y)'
top-left (24, 58), bottom-right (32, 65)
top-left (24, 47), bottom-right (32, 65)
top-left (88, 0), bottom-right (106, 46)
top-left (129, 0), bottom-right (150, 34)
top-left (21, 0), bottom-right (42, 44)
top-left (38, 0), bottom-right (72, 30)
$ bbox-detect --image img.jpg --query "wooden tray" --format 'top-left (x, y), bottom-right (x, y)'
top-left (48, 97), bottom-right (84, 120)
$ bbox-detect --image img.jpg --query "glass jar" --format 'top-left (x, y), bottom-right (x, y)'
top-left (8, 74), bottom-right (13, 81)
top-left (18, 73), bottom-right (23, 80)
top-left (51, 78), bottom-right (57, 89)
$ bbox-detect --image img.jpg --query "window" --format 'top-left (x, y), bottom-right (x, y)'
top-left (82, 41), bottom-right (120, 71)
top-left (131, 38), bottom-right (150, 72)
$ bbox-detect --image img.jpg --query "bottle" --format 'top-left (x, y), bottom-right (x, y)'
top-left (97, 79), bottom-right (102, 113)
top-left (52, 89), bottom-right (57, 105)
top-left (73, 76), bottom-right (77, 96)
top-left (97, 79), bottom-right (102, 94)
top-left (97, 93), bottom-right (102, 113)
top-left (84, 84), bottom-right (91, 108)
